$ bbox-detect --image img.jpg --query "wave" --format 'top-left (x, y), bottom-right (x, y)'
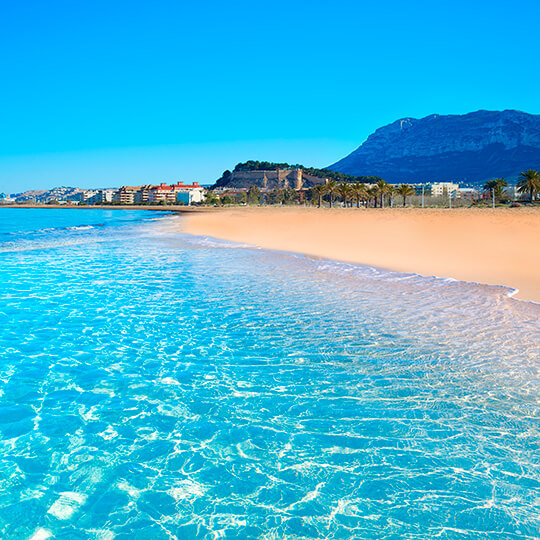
top-left (179, 230), bottom-right (540, 313)
top-left (0, 238), bottom-right (109, 253)
top-left (9, 224), bottom-right (101, 235)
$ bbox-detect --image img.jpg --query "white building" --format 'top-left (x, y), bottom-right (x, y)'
top-left (96, 189), bottom-right (116, 203)
top-left (0, 193), bottom-right (14, 204)
top-left (431, 182), bottom-right (459, 197)
top-left (79, 190), bottom-right (100, 203)
top-left (174, 183), bottom-right (205, 205)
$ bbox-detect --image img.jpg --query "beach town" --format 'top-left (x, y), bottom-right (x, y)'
top-left (1, 165), bottom-right (539, 207)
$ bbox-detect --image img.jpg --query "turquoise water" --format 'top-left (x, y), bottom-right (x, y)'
top-left (0, 208), bottom-right (539, 539)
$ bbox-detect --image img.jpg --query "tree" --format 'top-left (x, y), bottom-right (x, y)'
top-left (484, 178), bottom-right (508, 202)
top-left (325, 180), bottom-right (339, 208)
top-left (351, 182), bottom-right (368, 208)
top-left (517, 169), bottom-right (540, 202)
top-left (282, 188), bottom-right (297, 205)
top-left (247, 185), bottom-right (260, 205)
top-left (338, 183), bottom-right (352, 207)
top-left (368, 186), bottom-right (379, 208)
top-left (269, 189), bottom-right (284, 205)
top-left (396, 184), bottom-right (415, 207)
top-left (312, 184), bottom-right (327, 208)
top-left (376, 180), bottom-right (390, 208)
top-left (204, 192), bottom-right (221, 206)
top-left (387, 185), bottom-right (395, 207)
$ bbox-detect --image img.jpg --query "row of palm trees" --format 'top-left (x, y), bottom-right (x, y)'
top-left (312, 180), bottom-right (416, 208)
top-left (312, 169), bottom-right (540, 208)
top-left (484, 170), bottom-right (540, 202)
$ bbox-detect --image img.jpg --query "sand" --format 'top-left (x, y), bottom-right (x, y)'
top-left (181, 207), bottom-right (540, 303)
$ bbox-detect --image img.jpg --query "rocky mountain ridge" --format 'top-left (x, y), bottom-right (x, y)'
top-left (329, 110), bottom-right (540, 183)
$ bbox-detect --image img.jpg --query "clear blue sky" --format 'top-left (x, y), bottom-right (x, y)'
top-left (1, 0), bottom-right (539, 192)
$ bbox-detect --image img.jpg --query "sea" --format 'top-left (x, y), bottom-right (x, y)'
top-left (0, 208), bottom-right (538, 539)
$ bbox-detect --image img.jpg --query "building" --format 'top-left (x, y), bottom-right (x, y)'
top-left (457, 187), bottom-right (479, 199)
top-left (173, 182), bottom-right (205, 205)
top-left (431, 182), bottom-right (459, 197)
top-left (147, 183), bottom-right (175, 204)
top-left (110, 182), bottom-right (205, 205)
top-left (134, 185), bottom-right (153, 204)
top-left (113, 186), bottom-right (143, 205)
top-left (94, 189), bottom-right (116, 203)
top-left (79, 190), bottom-right (100, 204)
top-left (0, 193), bottom-right (14, 204)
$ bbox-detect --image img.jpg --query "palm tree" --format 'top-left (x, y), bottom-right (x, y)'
top-left (368, 186), bottom-right (379, 208)
top-left (338, 183), bottom-right (352, 207)
top-left (387, 185), bottom-right (396, 207)
top-left (396, 184), bottom-right (415, 207)
top-left (376, 179), bottom-right (390, 208)
top-left (517, 169), bottom-right (540, 202)
top-left (351, 182), bottom-right (368, 208)
top-left (325, 180), bottom-right (339, 208)
top-left (312, 184), bottom-right (327, 208)
top-left (484, 178), bottom-right (508, 202)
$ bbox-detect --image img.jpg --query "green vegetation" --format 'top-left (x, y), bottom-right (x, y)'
top-left (396, 184), bottom-right (415, 207)
top-left (325, 181), bottom-right (339, 208)
top-left (312, 184), bottom-right (326, 208)
top-left (517, 169), bottom-right (540, 202)
top-left (483, 178), bottom-right (508, 202)
top-left (247, 185), bottom-right (260, 205)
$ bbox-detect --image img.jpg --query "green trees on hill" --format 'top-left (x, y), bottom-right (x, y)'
top-left (225, 160), bottom-right (382, 184)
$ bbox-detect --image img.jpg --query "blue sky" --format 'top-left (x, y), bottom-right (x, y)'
top-left (1, 0), bottom-right (539, 192)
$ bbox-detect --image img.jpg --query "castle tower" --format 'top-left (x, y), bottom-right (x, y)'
top-left (295, 169), bottom-right (303, 190)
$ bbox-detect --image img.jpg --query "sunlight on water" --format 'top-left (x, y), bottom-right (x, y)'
top-left (0, 209), bottom-right (539, 539)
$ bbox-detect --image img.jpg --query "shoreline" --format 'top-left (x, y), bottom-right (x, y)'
top-left (180, 207), bottom-right (540, 303)
top-left (0, 204), bottom-right (211, 212)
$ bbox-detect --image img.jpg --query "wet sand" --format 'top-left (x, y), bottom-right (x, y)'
top-left (182, 207), bottom-right (540, 303)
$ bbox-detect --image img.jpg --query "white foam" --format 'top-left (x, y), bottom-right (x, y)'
top-left (98, 425), bottom-right (118, 440)
top-left (29, 528), bottom-right (52, 540)
top-left (117, 480), bottom-right (141, 499)
top-left (89, 530), bottom-right (115, 540)
top-left (168, 480), bottom-right (206, 501)
top-left (160, 377), bottom-right (180, 385)
top-left (47, 491), bottom-right (86, 520)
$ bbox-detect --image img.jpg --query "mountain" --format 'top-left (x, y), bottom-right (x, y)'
top-left (329, 110), bottom-right (540, 183)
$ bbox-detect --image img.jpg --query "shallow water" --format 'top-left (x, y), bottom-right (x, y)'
top-left (0, 208), bottom-right (539, 539)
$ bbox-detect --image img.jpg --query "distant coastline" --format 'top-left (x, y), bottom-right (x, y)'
top-left (0, 204), bottom-right (211, 212)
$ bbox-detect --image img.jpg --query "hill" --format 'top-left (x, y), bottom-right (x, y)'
top-left (213, 161), bottom-right (381, 189)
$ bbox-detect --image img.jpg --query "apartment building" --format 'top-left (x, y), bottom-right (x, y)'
top-left (173, 182), bottom-right (205, 205)
top-left (431, 182), bottom-right (459, 197)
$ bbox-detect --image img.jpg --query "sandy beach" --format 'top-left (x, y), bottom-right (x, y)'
top-left (182, 207), bottom-right (540, 303)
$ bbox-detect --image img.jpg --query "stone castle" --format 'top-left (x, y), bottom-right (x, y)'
top-left (224, 169), bottom-right (327, 190)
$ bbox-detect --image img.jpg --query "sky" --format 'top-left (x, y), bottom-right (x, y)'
top-left (1, 0), bottom-right (539, 193)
